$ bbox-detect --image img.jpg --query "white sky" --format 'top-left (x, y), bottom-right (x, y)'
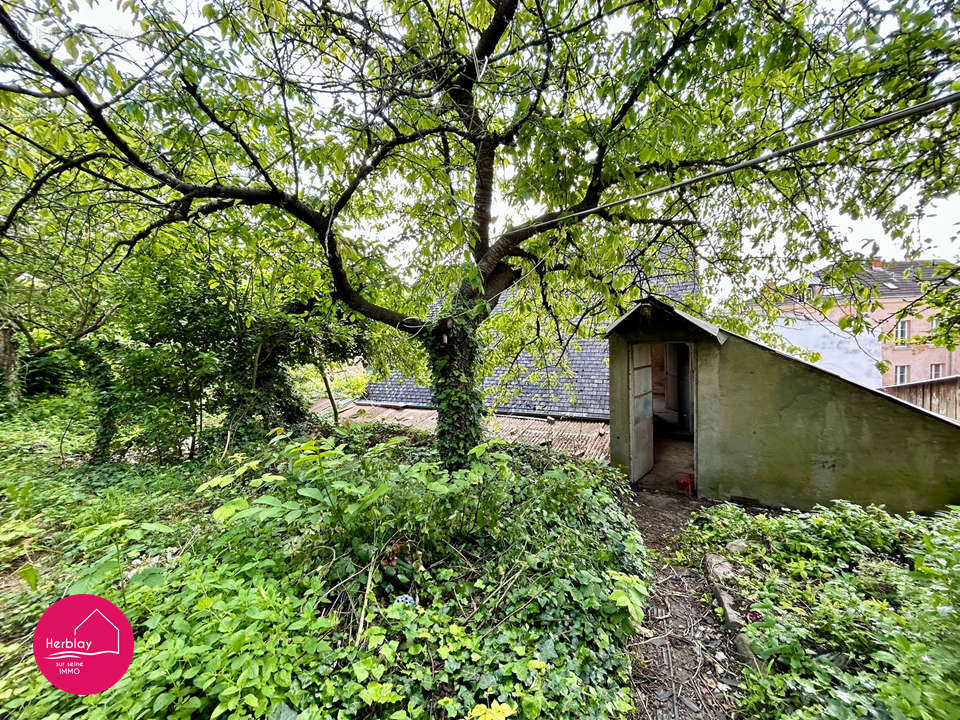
top-left (831, 198), bottom-right (959, 262)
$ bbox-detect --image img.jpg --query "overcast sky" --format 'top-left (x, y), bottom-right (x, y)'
top-left (832, 198), bottom-right (958, 262)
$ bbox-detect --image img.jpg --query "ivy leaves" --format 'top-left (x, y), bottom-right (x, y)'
top-left (684, 501), bottom-right (960, 719)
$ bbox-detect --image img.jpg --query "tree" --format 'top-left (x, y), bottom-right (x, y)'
top-left (0, 321), bottom-right (17, 405)
top-left (1, 0), bottom-right (958, 466)
top-left (79, 228), bottom-right (369, 461)
top-left (0, 94), bottom-right (138, 404)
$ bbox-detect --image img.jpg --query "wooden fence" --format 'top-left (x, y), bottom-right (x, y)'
top-left (883, 375), bottom-right (960, 421)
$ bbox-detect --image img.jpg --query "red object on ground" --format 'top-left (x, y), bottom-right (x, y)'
top-left (675, 473), bottom-right (694, 497)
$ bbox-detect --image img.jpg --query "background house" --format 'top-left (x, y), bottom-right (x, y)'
top-left (358, 338), bottom-right (613, 460)
top-left (777, 259), bottom-right (960, 387)
top-left (365, 338), bottom-right (610, 420)
top-left (608, 297), bottom-right (960, 514)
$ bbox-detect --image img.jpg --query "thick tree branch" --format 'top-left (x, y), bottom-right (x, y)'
top-left (181, 76), bottom-right (282, 194)
top-left (595, 209), bottom-right (697, 228)
top-left (478, 0), bottom-right (732, 281)
top-left (0, 7), bottom-right (305, 211)
top-left (0, 81), bottom-right (69, 98)
top-left (324, 231), bottom-right (426, 334)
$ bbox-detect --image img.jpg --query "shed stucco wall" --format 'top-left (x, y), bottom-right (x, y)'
top-left (695, 334), bottom-right (960, 514)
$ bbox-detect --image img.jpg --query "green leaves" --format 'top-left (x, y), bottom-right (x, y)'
top-left (1, 412), bottom-right (655, 720)
top-left (606, 571), bottom-right (649, 633)
top-left (16, 564), bottom-right (37, 590)
top-left (212, 497), bottom-right (249, 523)
top-left (129, 567), bottom-right (165, 588)
top-left (685, 501), bottom-right (960, 719)
top-left (296, 486), bottom-right (325, 501)
top-left (152, 692), bottom-right (174, 714)
top-left (140, 521), bottom-right (174, 534)
top-left (75, 518), bottom-right (134, 544)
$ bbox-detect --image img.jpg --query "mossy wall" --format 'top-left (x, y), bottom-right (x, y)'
top-left (696, 334), bottom-right (960, 513)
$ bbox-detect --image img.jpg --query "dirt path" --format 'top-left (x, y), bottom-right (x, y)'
top-left (622, 491), bottom-right (742, 720)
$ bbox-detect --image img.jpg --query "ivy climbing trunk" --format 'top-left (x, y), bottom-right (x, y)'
top-left (72, 342), bottom-right (120, 463)
top-left (425, 314), bottom-right (485, 470)
top-left (1, 326), bottom-right (19, 407)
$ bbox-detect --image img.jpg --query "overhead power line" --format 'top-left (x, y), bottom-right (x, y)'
top-left (497, 90), bottom-right (960, 240)
top-left (415, 90), bottom-right (960, 329)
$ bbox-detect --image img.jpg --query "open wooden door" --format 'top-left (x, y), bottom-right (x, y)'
top-left (630, 343), bottom-right (654, 480)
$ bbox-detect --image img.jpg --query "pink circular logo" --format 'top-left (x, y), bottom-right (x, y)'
top-left (33, 594), bottom-right (134, 695)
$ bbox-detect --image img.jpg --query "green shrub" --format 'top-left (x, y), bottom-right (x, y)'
top-left (288, 364), bottom-right (370, 406)
top-left (684, 501), bottom-right (960, 720)
top-left (0, 417), bottom-right (649, 720)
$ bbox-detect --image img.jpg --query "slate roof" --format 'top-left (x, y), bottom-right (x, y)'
top-left (364, 339), bottom-right (610, 419)
top-left (484, 339), bottom-right (609, 418)
top-left (814, 259), bottom-right (957, 299)
top-left (362, 254), bottom-right (697, 421)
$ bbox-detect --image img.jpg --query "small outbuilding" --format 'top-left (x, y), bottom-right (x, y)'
top-left (607, 297), bottom-right (960, 514)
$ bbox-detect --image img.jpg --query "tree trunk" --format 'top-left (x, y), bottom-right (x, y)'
top-left (424, 314), bottom-right (485, 470)
top-left (318, 362), bottom-right (339, 425)
top-left (72, 343), bottom-right (119, 463)
top-left (1, 326), bottom-right (19, 407)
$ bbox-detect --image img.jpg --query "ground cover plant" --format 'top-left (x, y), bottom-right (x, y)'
top-left (682, 501), bottom-right (960, 720)
top-left (0, 398), bottom-right (649, 720)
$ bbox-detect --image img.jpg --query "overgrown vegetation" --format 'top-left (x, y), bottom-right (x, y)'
top-left (2, 249), bottom-right (369, 463)
top-left (426, 313), bottom-right (485, 470)
top-left (0, 399), bottom-right (649, 720)
top-left (682, 502), bottom-right (960, 720)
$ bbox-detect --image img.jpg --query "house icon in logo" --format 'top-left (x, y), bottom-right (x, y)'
top-left (75, 609), bottom-right (120, 655)
top-left (43, 607), bottom-right (122, 659)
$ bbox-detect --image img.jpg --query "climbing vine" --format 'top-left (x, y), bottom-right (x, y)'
top-left (69, 341), bottom-right (120, 463)
top-left (424, 313), bottom-right (485, 470)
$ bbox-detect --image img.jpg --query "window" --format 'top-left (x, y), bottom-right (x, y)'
top-left (895, 319), bottom-right (910, 343)
top-left (895, 365), bottom-right (910, 385)
top-left (930, 316), bottom-right (940, 331)
top-left (931, 363), bottom-right (944, 380)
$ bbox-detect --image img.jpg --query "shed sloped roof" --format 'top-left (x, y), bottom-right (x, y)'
top-left (605, 296), bottom-right (724, 340)
top-left (606, 297), bottom-right (960, 430)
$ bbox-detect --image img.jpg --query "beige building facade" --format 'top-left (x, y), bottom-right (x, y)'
top-left (777, 260), bottom-right (960, 388)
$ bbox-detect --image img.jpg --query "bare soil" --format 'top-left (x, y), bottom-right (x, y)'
top-left (622, 490), bottom-right (742, 720)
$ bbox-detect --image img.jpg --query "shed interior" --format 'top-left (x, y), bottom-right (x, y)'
top-left (631, 341), bottom-right (695, 494)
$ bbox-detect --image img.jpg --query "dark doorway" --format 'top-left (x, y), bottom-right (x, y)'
top-left (631, 342), bottom-right (695, 493)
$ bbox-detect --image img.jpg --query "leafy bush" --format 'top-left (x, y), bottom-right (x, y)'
top-left (332, 369), bottom-right (370, 402)
top-left (0, 410), bottom-right (649, 720)
top-left (55, 256), bottom-right (370, 462)
top-left (21, 349), bottom-right (81, 397)
top-left (683, 501), bottom-right (960, 720)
